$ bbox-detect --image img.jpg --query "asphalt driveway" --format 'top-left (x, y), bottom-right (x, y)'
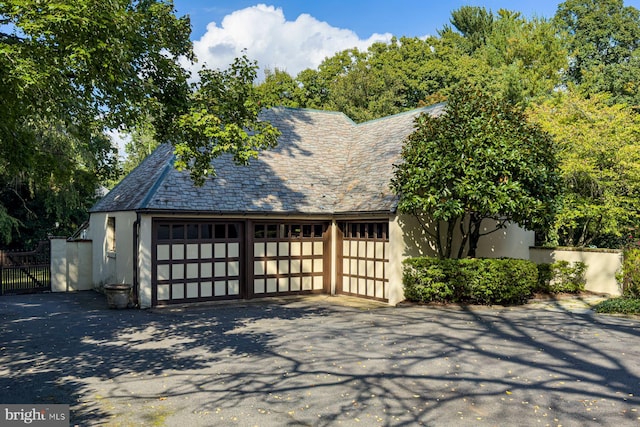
top-left (0, 291), bottom-right (639, 426)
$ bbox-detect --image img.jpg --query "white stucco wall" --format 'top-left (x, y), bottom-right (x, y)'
top-left (529, 247), bottom-right (623, 296)
top-left (475, 221), bottom-right (534, 260)
top-left (66, 240), bottom-right (93, 291)
top-left (89, 211), bottom-right (136, 289)
top-left (393, 214), bottom-right (533, 260)
top-left (388, 216), bottom-right (407, 306)
top-left (50, 238), bottom-right (68, 292)
top-left (50, 238), bottom-right (93, 292)
top-left (389, 214), bottom-right (535, 304)
top-left (138, 215), bottom-right (153, 309)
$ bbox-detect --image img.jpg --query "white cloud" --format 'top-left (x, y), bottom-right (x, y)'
top-left (190, 4), bottom-right (393, 79)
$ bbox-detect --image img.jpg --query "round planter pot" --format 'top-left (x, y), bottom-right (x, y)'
top-left (104, 284), bottom-right (132, 309)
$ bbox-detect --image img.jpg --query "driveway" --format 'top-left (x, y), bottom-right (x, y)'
top-left (0, 291), bottom-right (639, 426)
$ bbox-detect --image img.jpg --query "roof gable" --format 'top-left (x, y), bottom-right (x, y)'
top-left (91, 104), bottom-right (445, 214)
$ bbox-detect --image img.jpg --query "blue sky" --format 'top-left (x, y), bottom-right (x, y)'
top-left (176, 1), bottom-right (565, 40)
top-left (171, 1), bottom-right (640, 79)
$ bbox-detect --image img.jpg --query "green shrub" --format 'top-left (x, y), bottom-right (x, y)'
top-left (621, 249), bottom-right (640, 298)
top-left (536, 263), bottom-right (553, 292)
top-left (594, 298), bottom-right (640, 315)
top-left (403, 257), bottom-right (537, 305)
top-left (403, 258), bottom-right (456, 302)
top-left (535, 261), bottom-right (586, 293)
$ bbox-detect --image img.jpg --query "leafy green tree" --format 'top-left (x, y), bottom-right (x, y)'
top-left (441, 8), bottom-right (567, 106)
top-left (272, 7), bottom-right (566, 124)
top-left (392, 86), bottom-right (561, 258)
top-left (122, 118), bottom-right (161, 176)
top-left (0, 0), bottom-right (192, 245)
top-left (173, 55), bottom-right (281, 186)
top-left (477, 10), bottom-right (567, 104)
top-left (555, 0), bottom-right (640, 107)
top-left (295, 68), bottom-right (330, 109)
top-left (528, 89), bottom-right (640, 247)
top-left (448, 5), bottom-right (495, 52)
top-left (256, 68), bottom-right (300, 109)
top-left (1, 1), bottom-right (281, 246)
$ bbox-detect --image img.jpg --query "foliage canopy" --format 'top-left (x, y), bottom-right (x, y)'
top-left (391, 86), bottom-right (561, 258)
top-left (528, 90), bottom-right (640, 246)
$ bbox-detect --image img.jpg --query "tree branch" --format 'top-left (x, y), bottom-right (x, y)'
top-left (477, 217), bottom-right (508, 237)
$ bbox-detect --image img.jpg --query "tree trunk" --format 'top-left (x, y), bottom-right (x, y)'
top-left (457, 216), bottom-right (470, 259)
top-left (445, 220), bottom-right (456, 258)
top-left (467, 213), bottom-right (483, 258)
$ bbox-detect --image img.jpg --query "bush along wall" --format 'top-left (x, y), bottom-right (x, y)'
top-left (595, 248), bottom-right (640, 315)
top-left (621, 248), bottom-right (640, 299)
top-left (535, 261), bottom-right (586, 294)
top-left (403, 257), bottom-right (538, 305)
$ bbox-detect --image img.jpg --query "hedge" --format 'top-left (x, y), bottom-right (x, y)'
top-left (403, 257), bottom-right (538, 305)
top-left (535, 261), bottom-right (586, 294)
top-left (621, 248), bottom-right (640, 298)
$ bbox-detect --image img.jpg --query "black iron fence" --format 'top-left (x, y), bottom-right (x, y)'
top-left (0, 241), bottom-right (51, 295)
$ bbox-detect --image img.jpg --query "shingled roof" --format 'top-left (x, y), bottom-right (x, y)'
top-left (91, 104), bottom-right (445, 215)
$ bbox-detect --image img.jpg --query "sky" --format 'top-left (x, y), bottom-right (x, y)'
top-left (169, 0), bottom-right (620, 79)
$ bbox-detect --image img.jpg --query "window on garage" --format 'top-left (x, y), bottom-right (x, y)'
top-left (153, 221), bottom-right (243, 305)
top-left (251, 221), bottom-right (329, 297)
top-left (339, 221), bottom-right (389, 301)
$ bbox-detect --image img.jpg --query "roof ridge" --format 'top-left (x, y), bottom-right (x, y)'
top-left (270, 106), bottom-right (356, 125)
top-left (354, 103), bottom-right (446, 126)
top-left (138, 155), bottom-right (175, 209)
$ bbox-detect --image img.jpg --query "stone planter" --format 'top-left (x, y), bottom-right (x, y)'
top-left (104, 284), bottom-right (132, 309)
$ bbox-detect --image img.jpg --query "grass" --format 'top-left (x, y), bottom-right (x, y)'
top-left (1, 266), bottom-right (50, 293)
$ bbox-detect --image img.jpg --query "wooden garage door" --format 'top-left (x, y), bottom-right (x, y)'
top-left (338, 222), bottom-right (389, 301)
top-left (251, 222), bottom-right (329, 297)
top-left (152, 221), bottom-right (243, 305)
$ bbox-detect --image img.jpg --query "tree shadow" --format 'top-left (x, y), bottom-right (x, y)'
top-left (1, 292), bottom-right (639, 426)
top-left (146, 107), bottom-right (357, 214)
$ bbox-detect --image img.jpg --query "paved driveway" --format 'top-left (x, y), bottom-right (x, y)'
top-left (0, 292), bottom-right (639, 426)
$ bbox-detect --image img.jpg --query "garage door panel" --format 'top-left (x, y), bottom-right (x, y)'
top-left (157, 245), bottom-right (170, 260)
top-left (251, 221), bottom-right (328, 297)
top-left (201, 244), bottom-right (212, 259)
top-left (339, 222), bottom-right (389, 302)
top-left (201, 282), bottom-right (212, 297)
top-left (153, 220), bottom-right (243, 306)
top-left (187, 282), bottom-right (198, 298)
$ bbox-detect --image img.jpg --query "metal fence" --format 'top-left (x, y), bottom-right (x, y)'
top-left (0, 241), bottom-right (51, 295)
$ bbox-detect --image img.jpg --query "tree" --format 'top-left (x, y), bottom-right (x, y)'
top-left (448, 5), bottom-right (494, 52)
top-left (391, 86), bottom-right (561, 258)
top-left (0, 1), bottom-right (280, 246)
top-left (173, 55), bottom-right (281, 186)
top-left (555, 0), bottom-right (640, 107)
top-left (122, 118), bottom-right (160, 176)
top-left (0, 0), bottom-right (192, 245)
top-left (256, 68), bottom-right (300, 109)
top-left (528, 89), bottom-right (640, 247)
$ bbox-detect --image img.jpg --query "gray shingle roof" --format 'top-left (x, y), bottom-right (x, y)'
top-left (91, 104), bottom-right (445, 215)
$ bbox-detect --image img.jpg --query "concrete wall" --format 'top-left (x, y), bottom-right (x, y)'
top-left (89, 211), bottom-right (136, 289)
top-left (50, 238), bottom-right (67, 292)
top-left (388, 215), bottom-right (407, 306)
top-left (389, 214), bottom-right (534, 305)
top-left (394, 214), bottom-right (534, 260)
top-left (138, 214), bottom-right (153, 309)
top-left (50, 238), bottom-right (93, 292)
top-left (529, 247), bottom-right (623, 296)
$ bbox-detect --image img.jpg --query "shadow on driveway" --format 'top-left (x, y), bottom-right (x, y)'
top-left (0, 291), bottom-right (639, 426)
